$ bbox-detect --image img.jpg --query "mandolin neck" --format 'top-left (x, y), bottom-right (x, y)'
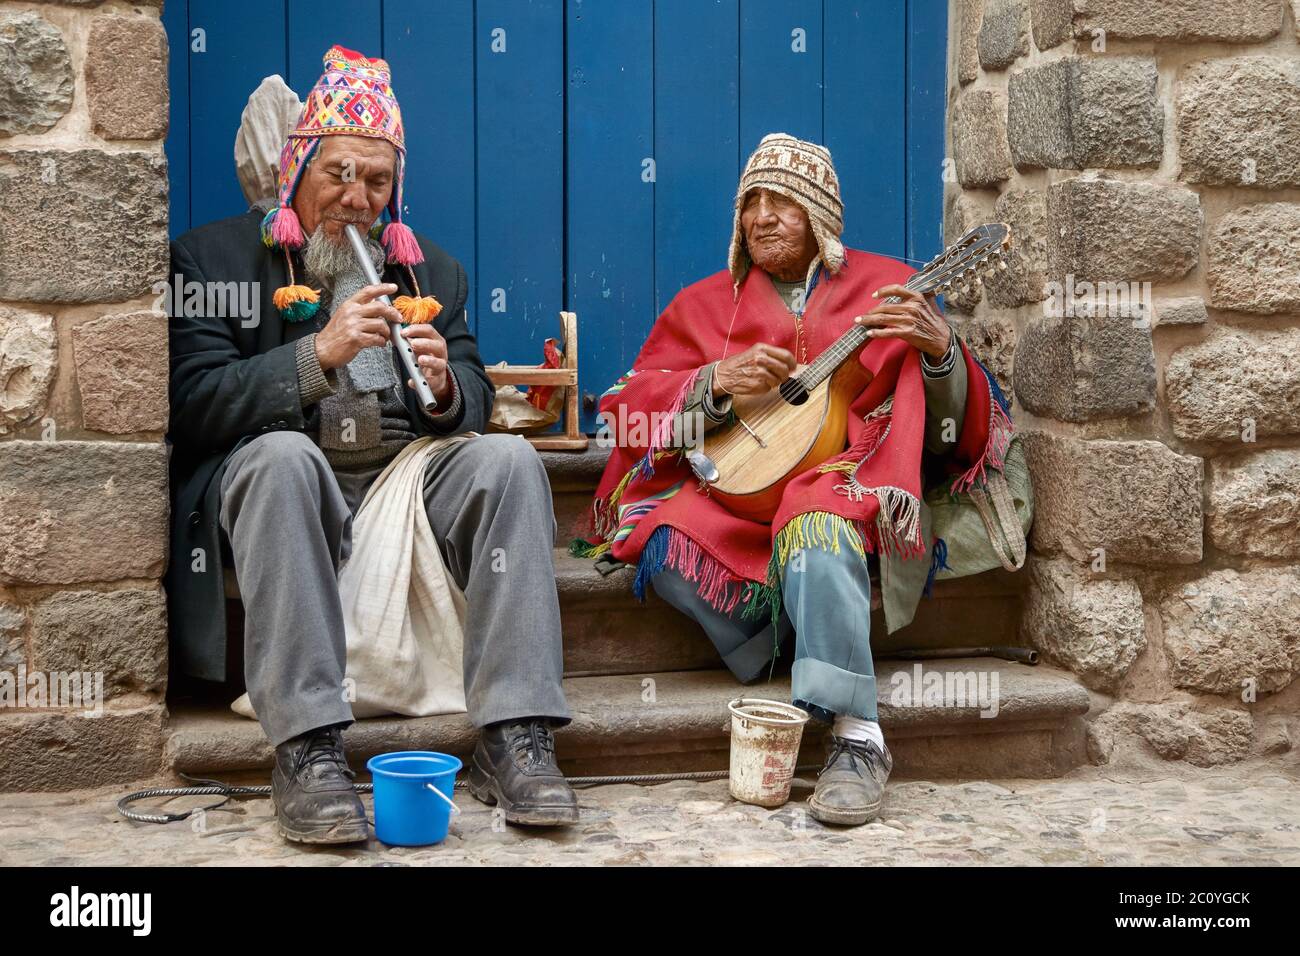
top-left (793, 273), bottom-right (928, 392)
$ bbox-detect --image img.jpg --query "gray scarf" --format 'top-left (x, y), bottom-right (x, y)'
top-left (315, 254), bottom-right (401, 452)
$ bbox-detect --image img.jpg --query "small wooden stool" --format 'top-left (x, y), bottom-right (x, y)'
top-left (485, 311), bottom-right (589, 451)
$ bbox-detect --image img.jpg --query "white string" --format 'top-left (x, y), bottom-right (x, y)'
top-left (719, 293), bottom-right (745, 363)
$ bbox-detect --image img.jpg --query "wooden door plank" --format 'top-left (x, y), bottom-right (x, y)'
top-left (474, 0), bottom-right (565, 365)
top-left (566, 0), bottom-right (654, 431)
top-left (654, 0), bottom-right (740, 317)
top-left (383, 0), bottom-right (477, 301)
top-left (187, 0), bottom-right (287, 229)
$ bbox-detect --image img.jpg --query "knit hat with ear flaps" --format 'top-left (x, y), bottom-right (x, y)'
top-left (261, 44), bottom-right (441, 324)
top-left (727, 133), bottom-right (846, 297)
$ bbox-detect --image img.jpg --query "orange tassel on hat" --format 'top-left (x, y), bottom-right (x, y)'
top-left (392, 266), bottom-right (442, 324)
top-left (273, 250), bottom-right (322, 322)
top-left (393, 295), bottom-right (442, 324)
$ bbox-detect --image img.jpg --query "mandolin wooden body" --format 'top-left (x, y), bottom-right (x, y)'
top-left (701, 359), bottom-right (873, 522)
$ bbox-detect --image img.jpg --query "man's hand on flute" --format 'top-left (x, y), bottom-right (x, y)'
top-left (400, 323), bottom-right (454, 404)
top-left (314, 282), bottom-right (402, 370)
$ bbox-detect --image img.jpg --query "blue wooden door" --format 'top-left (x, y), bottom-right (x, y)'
top-left (165, 0), bottom-right (948, 432)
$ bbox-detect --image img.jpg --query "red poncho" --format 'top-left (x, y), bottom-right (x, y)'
top-left (577, 249), bottom-right (1011, 621)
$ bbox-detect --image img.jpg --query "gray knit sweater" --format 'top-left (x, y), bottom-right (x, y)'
top-left (286, 284), bottom-right (463, 472)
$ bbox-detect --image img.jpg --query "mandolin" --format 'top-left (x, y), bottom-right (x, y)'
top-left (687, 223), bottom-right (1011, 522)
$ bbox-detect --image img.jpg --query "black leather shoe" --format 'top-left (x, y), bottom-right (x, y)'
top-left (807, 736), bottom-right (893, 826)
top-left (271, 724), bottom-right (369, 844)
top-left (467, 719), bottom-right (579, 826)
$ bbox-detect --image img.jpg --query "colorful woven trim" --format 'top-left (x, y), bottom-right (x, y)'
top-left (948, 361), bottom-right (1014, 496)
top-left (591, 451), bottom-right (680, 540)
top-left (600, 367), bottom-right (682, 400)
top-left (631, 525), bottom-right (778, 625)
top-left (759, 511), bottom-right (870, 629)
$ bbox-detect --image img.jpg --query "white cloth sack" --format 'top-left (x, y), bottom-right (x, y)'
top-left (233, 435), bottom-right (471, 721)
top-left (234, 75), bottom-right (303, 207)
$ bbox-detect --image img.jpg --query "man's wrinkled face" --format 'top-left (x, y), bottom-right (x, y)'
top-left (292, 134), bottom-right (396, 244)
top-left (740, 187), bottom-right (818, 279)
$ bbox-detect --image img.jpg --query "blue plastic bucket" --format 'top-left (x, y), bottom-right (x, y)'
top-left (366, 751), bottom-right (463, 847)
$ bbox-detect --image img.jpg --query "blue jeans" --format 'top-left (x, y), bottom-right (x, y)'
top-left (651, 544), bottom-right (877, 722)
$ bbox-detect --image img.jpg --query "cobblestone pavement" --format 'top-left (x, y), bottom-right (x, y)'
top-left (2, 762), bottom-right (1298, 866)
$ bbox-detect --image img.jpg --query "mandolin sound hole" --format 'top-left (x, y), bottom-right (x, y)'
top-left (779, 379), bottom-right (809, 405)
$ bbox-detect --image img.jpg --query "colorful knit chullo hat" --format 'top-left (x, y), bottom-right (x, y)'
top-left (261, 44), bottom-right (441, 324)
top-left (727, 133), bottom-right (846, 297)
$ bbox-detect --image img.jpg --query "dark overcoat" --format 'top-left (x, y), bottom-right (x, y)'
top-left (166, 209), bottom-right (492, 682)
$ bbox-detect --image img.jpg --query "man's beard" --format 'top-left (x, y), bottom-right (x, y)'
top-left (301, 220), bottom-right (386, 284)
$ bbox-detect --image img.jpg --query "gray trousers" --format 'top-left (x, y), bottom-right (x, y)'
top-left (218, 431), bottom-right (570, 747)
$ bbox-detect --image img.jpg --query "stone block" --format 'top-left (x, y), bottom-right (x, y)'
top-left (952, 89), bottom-right (1013, 188)
top-left (1008, 57), bottom-right (1161, 169)
top-left (1073, 0), bottom-right (1283, 42)
top-left (0, 11), bottom-right (73, 136)
top-left (0, 150), bottom-right (168, 303)
top-left (1206, 450), bottom-right (1300, 559)
top-left (1013, 310), bottom-right (1155, 421)
top-left (1159, 567), bottom-right (1300, 695)
top-left (1165, 328), bottom-right (1300, 442)
top-left (28, 587), bottom-right (167, 697)
top-left (72, 310), bottom-right (169, 434)
top-left (0, 705), bottom-right (163, 792)
top-left (1022, 558), bottom-right (1146, 692)
top-left (1205, 203), bottom-right (1300, 314)
top-left (1047, 177), bottom-right (1201, 283)
top-left (0, 306), bottom-right (56, 436)
top-left (1023, 431), bottom-right (1203, 564)
top-left (978, 0), bottom-right (1029, 70)
top-left (1178, 57), bottom-right (1300, 189)
top-left (85, 15), bottom-right (168, 140)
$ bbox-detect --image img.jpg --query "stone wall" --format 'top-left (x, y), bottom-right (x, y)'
top-left (946, 0), bottom-right (1300, 769)
top-left (0, 0), bottom-right (169, 789)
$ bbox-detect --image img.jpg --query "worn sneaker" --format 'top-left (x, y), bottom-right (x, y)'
top-left (467, 719), bottom-right (579, 826)
top-left (270, 724), bottom-right (369, 844)
top-left (807, 735), bottom-right (893, 826)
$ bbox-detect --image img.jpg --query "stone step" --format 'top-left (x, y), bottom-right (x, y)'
top-left (224, 548), bottom-right (1025, 679)
top-left (541, 444), bottom-right (610, 545)
top-left (553, 546), bottom-right (1026, 675)
top-left (165, 660), bottom-right (1091, 781)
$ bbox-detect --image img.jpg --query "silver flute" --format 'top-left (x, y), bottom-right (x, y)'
top-left (343, 223), bottom-right (439, 413)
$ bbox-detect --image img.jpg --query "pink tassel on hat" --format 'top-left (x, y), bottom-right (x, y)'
top-left (382, 220), bottom-right (424, 266)
top-left (270, 206), bottom-right (306, 249)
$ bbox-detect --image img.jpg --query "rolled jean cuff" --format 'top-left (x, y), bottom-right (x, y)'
top-left (792, 658), bottom-right (878, 722)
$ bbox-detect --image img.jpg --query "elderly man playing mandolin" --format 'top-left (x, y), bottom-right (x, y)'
top-left (576, 134), bottom-right (1016, 826)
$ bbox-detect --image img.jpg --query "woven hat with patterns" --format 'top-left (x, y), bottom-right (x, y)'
top-left (259, 45), bottom-right (440, 324)
top-left (727, 133), bottom-right (846, 295)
